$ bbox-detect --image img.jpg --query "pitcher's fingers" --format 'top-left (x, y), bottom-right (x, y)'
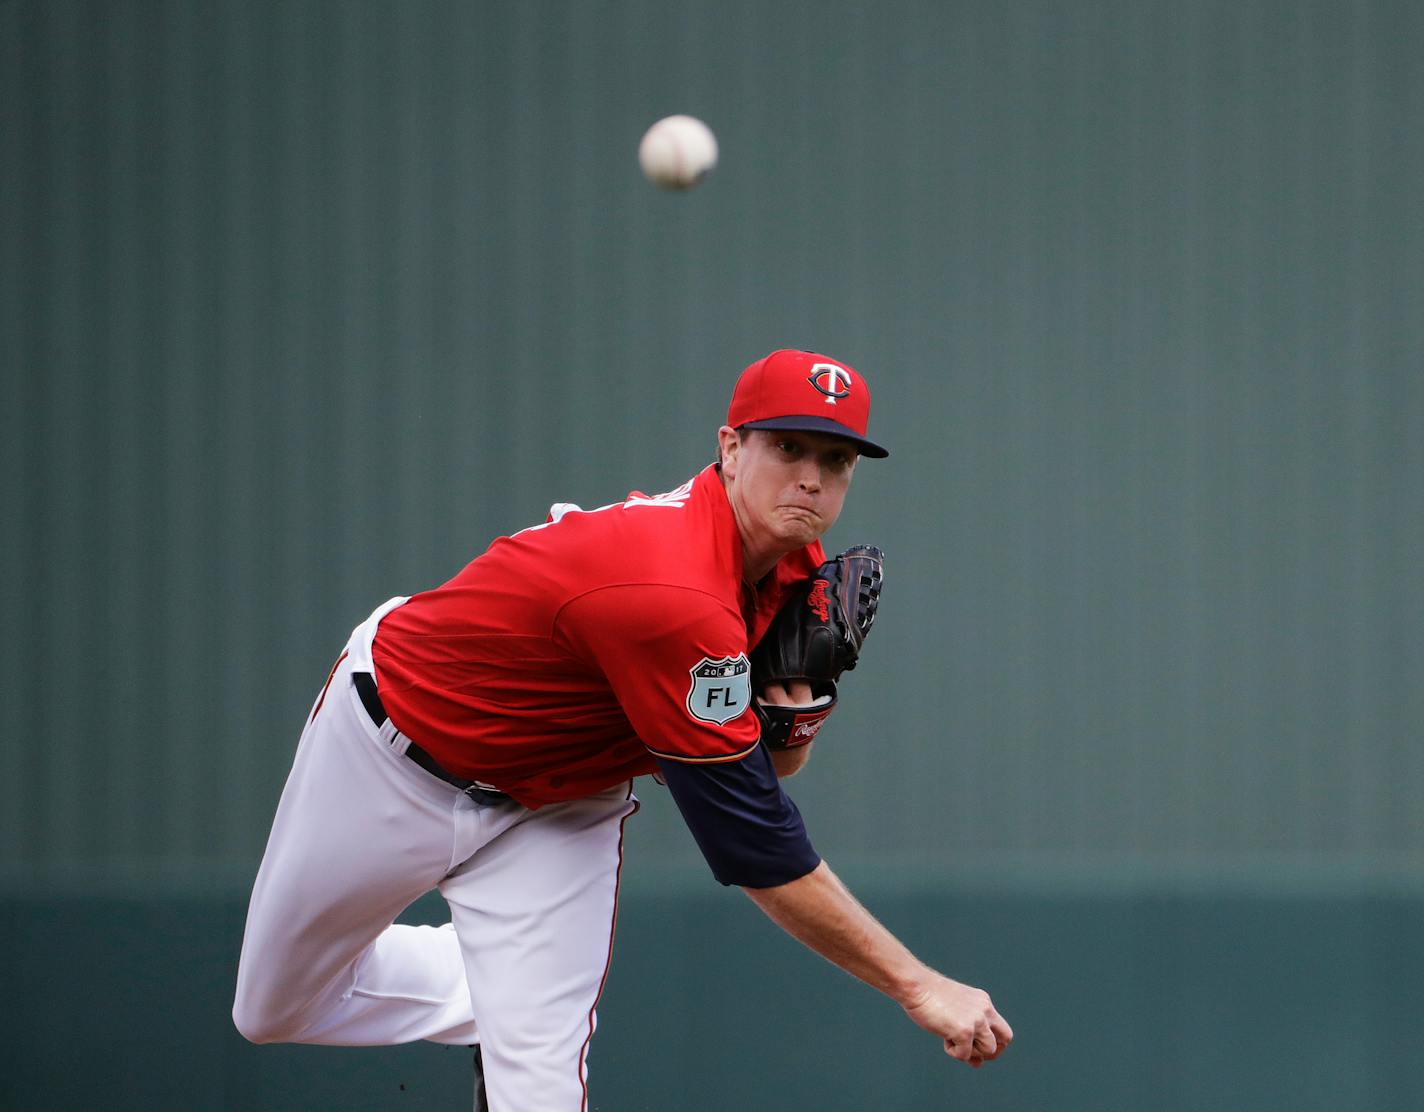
top-left (759, 682), bottom-right (790, 704)
top-left (972, 1021), bottom-right (998, 1059)
top-left (761, 681), bottom-right (815, 705)
top-left (943, 1034), bottom-right (973, 1062)
top-left (990, 1012), bottom-right (1014, 1048)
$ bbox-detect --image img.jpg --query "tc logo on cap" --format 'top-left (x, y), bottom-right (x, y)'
top-left (725, 348), bottom-right (890, 458)
top-left (808, 363), bottom-right (853, 405)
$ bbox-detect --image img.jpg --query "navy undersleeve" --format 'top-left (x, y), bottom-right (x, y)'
top-left (655, 744), bottom-right (821, 888)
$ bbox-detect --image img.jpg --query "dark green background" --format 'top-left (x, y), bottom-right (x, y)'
top-left (3, 1), bottom-right (1421, 1108)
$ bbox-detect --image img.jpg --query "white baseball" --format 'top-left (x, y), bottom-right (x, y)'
top-left (638, 115), bottom-right (718, 190)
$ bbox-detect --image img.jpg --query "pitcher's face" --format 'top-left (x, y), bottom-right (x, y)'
top-left (720, 428), bottom-right (858, 556)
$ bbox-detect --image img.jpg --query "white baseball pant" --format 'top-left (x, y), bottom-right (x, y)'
top-left (233, 599), bottom-right (640, 1110)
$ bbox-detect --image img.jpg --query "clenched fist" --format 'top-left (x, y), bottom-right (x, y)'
top-left (901, 974), bottom-right (1013, 1068)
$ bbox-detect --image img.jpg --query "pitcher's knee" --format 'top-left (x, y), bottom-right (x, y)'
top-left (232, 992), bottom-right (303, 1044)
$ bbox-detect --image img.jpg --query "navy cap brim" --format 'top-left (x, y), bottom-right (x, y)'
top-left (739, 416), bottom-right (890, 458)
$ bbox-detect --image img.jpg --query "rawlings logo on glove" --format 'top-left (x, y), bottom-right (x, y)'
top-left (750, 544), bottom-right (884, 749)
top-left (806, 580), bottom-right (831, 622)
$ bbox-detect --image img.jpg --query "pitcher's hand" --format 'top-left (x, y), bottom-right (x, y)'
top-left (901, 974), bottom-right (1013, 1068)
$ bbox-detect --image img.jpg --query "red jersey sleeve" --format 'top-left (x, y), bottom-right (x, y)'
top-left (554, 584), bottom-right (760, 764)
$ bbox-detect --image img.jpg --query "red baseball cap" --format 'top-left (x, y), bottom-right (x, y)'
top-left (726, 349), bottom-right (889, 458)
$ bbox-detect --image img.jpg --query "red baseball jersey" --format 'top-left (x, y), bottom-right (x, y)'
top-left (371, 465), bottom-right (825, 808)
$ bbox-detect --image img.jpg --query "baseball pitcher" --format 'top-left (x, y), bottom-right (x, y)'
top-left (233, 349), bottom-right (1012, 1108)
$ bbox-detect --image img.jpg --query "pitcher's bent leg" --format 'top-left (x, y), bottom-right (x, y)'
top-left (233, 656), bottom-right (478, 1046)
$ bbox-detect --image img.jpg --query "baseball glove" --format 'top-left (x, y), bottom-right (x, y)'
top-left (750, 544), bottom-right (884, 749)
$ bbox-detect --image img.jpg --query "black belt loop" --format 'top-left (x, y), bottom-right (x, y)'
top-left (351, 672), bottom-right (509, 803)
